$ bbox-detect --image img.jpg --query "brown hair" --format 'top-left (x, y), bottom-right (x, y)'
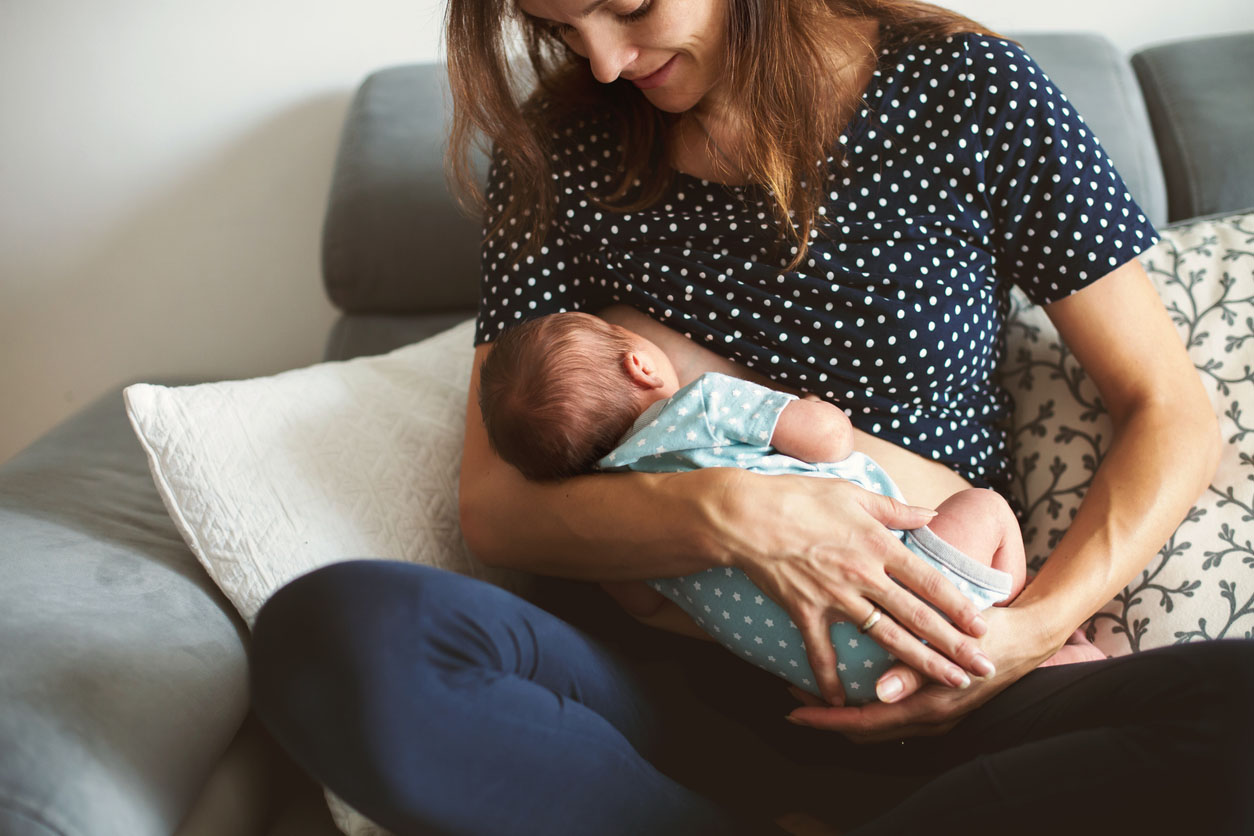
top-left (446, 0), bottom-right (1001, 268)
top-left (478, 312), bottom-right (643, 481)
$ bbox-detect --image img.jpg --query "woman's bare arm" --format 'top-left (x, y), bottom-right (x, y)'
top-left (790, 256), bottom-right (1221, 735)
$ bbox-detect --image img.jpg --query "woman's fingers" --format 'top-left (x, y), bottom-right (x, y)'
top-left (871, 576), bottom-right (997, 680)
top-left (857, 490), bottom-right (940, 534)
top-left (874, 662), bottom-right (926, 703)
top-left (884, 544), bottom-right (990, 639)
top-left (860, 607), bottom-right (974, 689)
top-left (796, 612), bottom-right (847, 706)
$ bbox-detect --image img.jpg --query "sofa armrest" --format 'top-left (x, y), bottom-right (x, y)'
top-left (0, 388), bottom-right (250, 836)
top-left (1132, 32), bottom-right (1254, 222)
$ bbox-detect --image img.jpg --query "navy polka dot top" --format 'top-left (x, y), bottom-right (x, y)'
top-left (474, 34), bottom-right (1159, 492)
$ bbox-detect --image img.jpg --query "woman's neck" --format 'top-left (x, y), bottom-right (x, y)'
top-left (668, 16), bottom-right (881, 185)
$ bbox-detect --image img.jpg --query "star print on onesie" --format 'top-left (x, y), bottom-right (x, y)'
top-left (598, 372), bottom-right (1013, 704)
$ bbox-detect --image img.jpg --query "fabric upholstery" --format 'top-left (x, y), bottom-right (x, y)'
top-left (1132, 32), bottom-right (1254, 222)
top-left (321, 65), bottom-right (488, 315)
top-left (0, 389), bottom-right (249, 836)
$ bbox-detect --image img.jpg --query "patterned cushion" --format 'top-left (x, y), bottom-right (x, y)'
top-left (1002, 209), bottom-right (1254, 655)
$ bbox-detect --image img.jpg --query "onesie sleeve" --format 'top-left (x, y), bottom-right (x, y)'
top-left (598, 379), bottom-right (719, 470)
top-left (698, 374), bottom-right (796, 448)
top-left (474, 147), bottom-right (585, 345)
top-left (963, 38), bottom-right (1160, 305)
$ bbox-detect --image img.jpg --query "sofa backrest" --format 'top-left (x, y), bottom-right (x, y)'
top-left (321, 32), bottom-right (1167, 317)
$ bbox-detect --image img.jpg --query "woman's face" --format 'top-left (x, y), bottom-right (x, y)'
top-left (516, 0), bottom-right (729, 114)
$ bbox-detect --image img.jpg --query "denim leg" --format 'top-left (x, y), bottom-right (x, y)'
top-left (250, 561), bottom-right (762, 836)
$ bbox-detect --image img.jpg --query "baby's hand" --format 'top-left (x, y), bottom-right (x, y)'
top-left (773, 397), bottom-right (854, 463)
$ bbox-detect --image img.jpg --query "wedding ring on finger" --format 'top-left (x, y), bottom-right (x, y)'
top-left (857, 607), bottom-right (882, 634)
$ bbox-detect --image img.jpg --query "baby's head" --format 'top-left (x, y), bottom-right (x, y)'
top-left (479, 312), bottom-right (671, 481)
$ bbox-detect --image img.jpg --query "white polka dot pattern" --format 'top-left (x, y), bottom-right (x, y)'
top-left (474, 34), bottom-right (1159, 489)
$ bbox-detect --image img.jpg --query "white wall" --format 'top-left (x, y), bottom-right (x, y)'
top-left (0, 0), bottom-right (446, 463)
top-left (1, 0), bottom-right (1251, 463)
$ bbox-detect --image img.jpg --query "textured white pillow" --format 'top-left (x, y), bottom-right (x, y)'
top-left (1002, 210), bottom-right (1254, 656)
top-left (124, 317), bottom-right (534, 627)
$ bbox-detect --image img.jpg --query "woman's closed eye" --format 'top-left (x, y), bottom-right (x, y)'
top-left (538, 0), bottom-right (655, 38)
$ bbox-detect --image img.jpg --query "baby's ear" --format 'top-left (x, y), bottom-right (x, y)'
top-left (623, 350), bottom-right (662, 389)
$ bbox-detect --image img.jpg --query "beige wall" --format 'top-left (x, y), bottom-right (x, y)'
top-left (1, 0), bottom-right (1251, 464)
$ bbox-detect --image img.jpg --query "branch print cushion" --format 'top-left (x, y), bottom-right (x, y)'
top-left (1002, 210), bottom-right (1254, 655)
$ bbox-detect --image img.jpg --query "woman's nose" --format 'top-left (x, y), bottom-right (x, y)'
top-left (578, 25), bottom-right (639, 84)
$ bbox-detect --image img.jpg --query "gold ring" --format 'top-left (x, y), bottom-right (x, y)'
top-left (858, 607), bottom-right (882, 634)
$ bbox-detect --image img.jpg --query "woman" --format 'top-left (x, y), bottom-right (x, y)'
top-left (251, 1), bottom-right (1254, 833)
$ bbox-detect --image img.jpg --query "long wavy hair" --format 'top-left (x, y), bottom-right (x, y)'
top-left (445, 0), bottom-right (1001, 268)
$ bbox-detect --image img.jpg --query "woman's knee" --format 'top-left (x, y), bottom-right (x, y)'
top-left (250, 561), bottom-right (508, 717)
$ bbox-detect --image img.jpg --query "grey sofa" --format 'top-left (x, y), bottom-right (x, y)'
top-left (2, 31), bottom-right (1252, 836)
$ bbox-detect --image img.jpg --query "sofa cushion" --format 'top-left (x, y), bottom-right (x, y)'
top-left (1132, 32), bottom-right (1254, 222)
top-left (1002, 209), bottom-right (1254, 654)
top-left (0, 388), bottom-right (249, 836)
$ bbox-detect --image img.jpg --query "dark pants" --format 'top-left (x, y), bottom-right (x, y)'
top-left (250, 561), bottom-right (1254, 835)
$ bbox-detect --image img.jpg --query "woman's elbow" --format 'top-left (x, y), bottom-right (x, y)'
top-left (1164, 394), bottom-right (1222, 495)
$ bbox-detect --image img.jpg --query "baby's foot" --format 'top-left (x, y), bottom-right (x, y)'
top-left (1038, 629), bottom-right (1106, 668)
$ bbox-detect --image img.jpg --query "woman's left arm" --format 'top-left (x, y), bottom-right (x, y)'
top-left (788, 256), bottom-right (1222, 739)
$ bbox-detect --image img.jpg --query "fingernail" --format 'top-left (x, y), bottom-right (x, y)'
top-left (785, 715), bottom-right (809, 727)
top-left (948, 668), bottom-right (972, 689)
top-left (910, 506), bottom-right (938, 518)
top-left (971, 653), bottom-right (996, 677)
top-left (970, 615), bottom-right (989, 636)
top-left (877, 675), bottom-right (903, 702)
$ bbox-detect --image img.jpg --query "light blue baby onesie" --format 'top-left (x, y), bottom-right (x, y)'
top-left (597, 372), bottom-right (1012, 704)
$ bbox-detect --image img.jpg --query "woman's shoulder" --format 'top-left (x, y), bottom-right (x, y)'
top-left (875, 30), bottom-right (1038, 84)
top-left (869, 31), bottom-right (1054, 119)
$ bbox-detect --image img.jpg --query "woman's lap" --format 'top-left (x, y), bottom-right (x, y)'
top-left (250, 560), bottom-right (767, 835)
top-left (251, 560), bottom-right (1254, 835)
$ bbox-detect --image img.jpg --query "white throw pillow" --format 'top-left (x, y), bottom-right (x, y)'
top-left (1002, 209), bottom-right (1254, 655)
top-left (124, 318), bottom-right (534, 628)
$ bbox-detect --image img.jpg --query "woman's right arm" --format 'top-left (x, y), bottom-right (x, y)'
top-left (459, 344), bottom-right (996, 704)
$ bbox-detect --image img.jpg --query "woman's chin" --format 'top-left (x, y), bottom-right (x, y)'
top-left (638, 87), bottom-right (702, 114)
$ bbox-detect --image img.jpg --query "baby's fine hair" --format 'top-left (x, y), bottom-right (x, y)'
top-left (478, 312), bottom-right (641, 481)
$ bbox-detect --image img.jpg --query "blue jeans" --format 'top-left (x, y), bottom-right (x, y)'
top-left (251, 561), bottom-right (1254, 835)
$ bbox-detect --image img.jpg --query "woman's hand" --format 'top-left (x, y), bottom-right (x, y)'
top-left (784, 604), bottom-right (1055, 740)
top-left (710, 470), bottom-right (998, 707)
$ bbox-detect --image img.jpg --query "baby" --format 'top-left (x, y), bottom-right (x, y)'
top-left (478, 311), bottom-right (1088, 703)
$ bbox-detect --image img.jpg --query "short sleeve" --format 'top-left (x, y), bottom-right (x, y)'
top-left (699, 375), bottom-right (795, 448)
top-left (474, 147), bottom-right (583, 345)
top-left (965, 39), bottom-right (1159, 305)
top-left (599, 381), bottom-right (718, 470)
